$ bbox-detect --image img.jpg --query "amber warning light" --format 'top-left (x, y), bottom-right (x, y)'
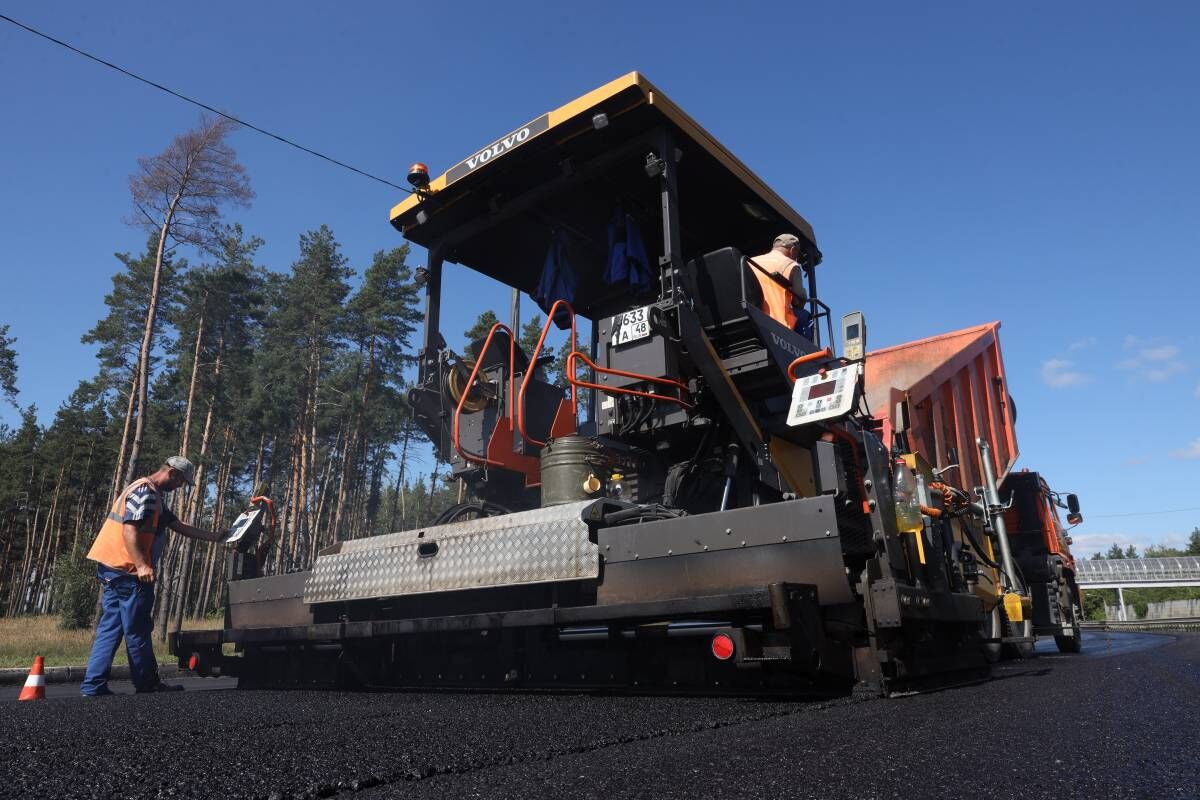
top-left (407, 162), bottom-right (430, 190)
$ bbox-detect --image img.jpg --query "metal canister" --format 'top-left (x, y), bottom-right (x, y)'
top-left (540, 435), bottom-right (605, 507)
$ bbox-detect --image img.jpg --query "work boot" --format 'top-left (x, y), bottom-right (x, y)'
top-left (136, 681), bottom-right (184, 693)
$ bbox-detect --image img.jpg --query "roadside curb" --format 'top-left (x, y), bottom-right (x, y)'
top-left (0, 663), bottom-right (183, 686)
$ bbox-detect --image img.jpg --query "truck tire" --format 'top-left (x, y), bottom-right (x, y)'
top-left (1055, 603), bottom-right (1083, 654)
top-left (1001, 613), bottom-right (1035, 660)
top-left (981, 604), bottom-right (1002, 664)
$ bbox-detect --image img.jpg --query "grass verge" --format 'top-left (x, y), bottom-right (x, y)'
top-left (0, 614), bottom-right (223, 669)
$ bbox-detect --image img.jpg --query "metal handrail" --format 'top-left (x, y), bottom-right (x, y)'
top-left (517, 300), bottom-right (578, 448)
top-left (565, 349), bottom-right (692, 410)
top-left (452, 322), bottom-right (515, 469)
top-left (786, 347), bottom-right (833, 382)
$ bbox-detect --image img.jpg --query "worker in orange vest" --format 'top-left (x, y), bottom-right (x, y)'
top-left (80, 456), bottom-right (225, 696)
top-left (750, 233), bottom-right (813, 338)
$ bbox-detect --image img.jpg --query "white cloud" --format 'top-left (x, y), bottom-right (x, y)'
top-left (1067, 336), bottom-right (1097, 352)
top-left (1041, 358), bottom-right (1089, 388)
top-left (1072, 529), bottom-right (1193, 560)
top-left (1140, 345), bottom-right (1180, 361)
top-left (1116, 338), bottom-right (1187, 382)
top-left (1170, 437), bottom-right (1200, 460)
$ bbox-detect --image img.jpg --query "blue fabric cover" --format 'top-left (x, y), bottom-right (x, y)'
top-left (605, 208), bottom-right (653, 293)
top-left (534, 229), bottom-right (577, 329)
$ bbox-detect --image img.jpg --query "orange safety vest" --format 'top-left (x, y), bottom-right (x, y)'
top-left (86, 477), bottom-right (162, 572)
top-left (749, 249), bottom-right (801, 330)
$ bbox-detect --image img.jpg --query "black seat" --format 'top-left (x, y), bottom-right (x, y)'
top-left (685, 247), bottom-right (763, 354)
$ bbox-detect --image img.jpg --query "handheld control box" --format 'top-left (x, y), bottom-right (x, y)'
top-left (786, 361), bottom-right (863, 426)
top-left (842, 311), bottom-right (866, 362)
top-left (224, 506), bottom-right (267, 553)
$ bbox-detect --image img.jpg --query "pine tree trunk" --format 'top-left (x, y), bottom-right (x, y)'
top-left (253, 431), bottom-right (266, 489)
top-left (196, 439), bottom-right (232, 616)
top-left (170, 339), bottom-right (222, 634)
top-left (111, 363), bottom-right (140, 501)
top-left (180, 296), bottom-right (207, 458)
top-left (38, 462), bottom-right (69, 612)
top-left (72, 442), bottom-right (97, 556)
top-left (15, 468), bottom-right (45, 614)
top-left (287, 428), bottom-right (303, 571)
top-left (389, 460), bottom-right (404, 532)
top-left (0, 522), bottom-right (14, 613)
top-left (303, 350), bottom-right (321, 561)
top-left (331, 425), bottom-right (354, 542)
top-left (125, 199), bottom-right (183, 486)
top-left (310, 431), bottom-right (341, 562)
top-left (393, 424), bottom-right (412, 531)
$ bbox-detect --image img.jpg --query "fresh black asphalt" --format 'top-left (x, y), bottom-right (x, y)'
top-left (1, 632), bottom-right (1195, 800)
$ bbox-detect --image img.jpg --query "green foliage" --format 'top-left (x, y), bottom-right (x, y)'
top-left (519, 314), bottom-right (544, 358)
top-left (1082, 589), bottom-right (1109, 620)
top-left (0, 324), bottom-right (18, 406)
top-left (81, 236), bottom-right (184, 392)
top-left (1189, 528), bottom-right (1200, 556)
top-left (463, 310), bottom-right (500, 347)
top-left (53, 552), bottom-right (96, 630)
top-left (1145, 544), bottom-right (1185, 558)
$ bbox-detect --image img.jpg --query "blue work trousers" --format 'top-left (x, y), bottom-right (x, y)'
top-left (80, 565), bottom-right (160, 695)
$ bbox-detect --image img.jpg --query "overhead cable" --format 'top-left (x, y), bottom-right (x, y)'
top-left (0, 12), bottom-right (412, 193)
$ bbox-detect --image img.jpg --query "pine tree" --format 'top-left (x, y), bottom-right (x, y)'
top-left (464, 310), bottom-right (501, 346)
top-left (260, 226), bottom-right (352, 567)
top-left (82, 238), bottom-right (185, 498)
top-left (332, 246), bottom-right (421, 540)
top-left (0, 325), bottom-right (18, 407)
top-left (123, 116), bottom-right (253, 488)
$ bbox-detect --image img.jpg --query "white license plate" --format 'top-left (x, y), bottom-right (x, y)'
top-left (611, 306), bottom-right (652, 346)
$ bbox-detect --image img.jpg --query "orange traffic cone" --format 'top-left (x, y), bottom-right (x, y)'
top-left (18, 656), bottom-right (46, 701)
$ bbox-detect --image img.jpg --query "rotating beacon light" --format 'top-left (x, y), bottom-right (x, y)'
top-left (407, 162), bottom-right (431, 197)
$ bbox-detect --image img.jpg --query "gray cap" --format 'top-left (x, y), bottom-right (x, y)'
top-left (774, 233), bottom-right (801, 248)
top-left (165, 455), bottom-right (195, 485)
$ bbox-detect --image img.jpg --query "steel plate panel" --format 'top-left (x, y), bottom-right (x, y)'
top-left (304, 501), bottom-right (598, 604)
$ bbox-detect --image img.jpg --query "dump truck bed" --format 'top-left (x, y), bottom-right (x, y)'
top-left (864, 322), bottom-right (1018, 488)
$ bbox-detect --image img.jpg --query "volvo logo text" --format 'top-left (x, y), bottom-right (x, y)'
top-left (446, 113), bottom-right (551, 185)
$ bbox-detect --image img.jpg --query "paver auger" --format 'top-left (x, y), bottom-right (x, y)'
top-left (174, 73), bottom-right (1083, 695)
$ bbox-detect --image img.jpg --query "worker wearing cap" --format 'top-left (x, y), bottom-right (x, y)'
top-left (750, 234), bottom-right (813, 338)
top-left (80, 456), bottom-right (225, 696)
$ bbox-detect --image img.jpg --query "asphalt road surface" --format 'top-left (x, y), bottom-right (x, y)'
top-left (2, 631), bottom-right (1195, 800)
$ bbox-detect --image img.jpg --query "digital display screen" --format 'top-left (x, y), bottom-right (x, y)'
top-left (845, 324), bottom-right (860, 340)
top-left (807, 381), bottom-right (836, 400)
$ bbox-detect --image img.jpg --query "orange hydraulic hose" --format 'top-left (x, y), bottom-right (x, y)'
top-left (787, 348), bottom-right (833, 382)
top-left (518, 300), bottom-right (577, 448)
top-left (453, 322), bottom-right (515, 468)
top-left (566, 350), bottom-right (693, 409)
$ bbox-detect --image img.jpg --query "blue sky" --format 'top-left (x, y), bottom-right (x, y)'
top-left (1, 2), bottom-right (1197, 555)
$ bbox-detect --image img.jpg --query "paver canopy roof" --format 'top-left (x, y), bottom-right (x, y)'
top-left (388, 72), bottom-right (819, 317)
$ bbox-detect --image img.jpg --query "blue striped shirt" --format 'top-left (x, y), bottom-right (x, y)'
top-left (123, 485), bottom-right (177, 567)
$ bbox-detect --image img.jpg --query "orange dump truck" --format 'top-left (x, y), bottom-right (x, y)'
top-left (865, 322), bottom-right (1084, 655)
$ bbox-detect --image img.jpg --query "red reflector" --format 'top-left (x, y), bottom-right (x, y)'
top-left (188, 654), bottom-right (199, 671)
top-left (711, 633), bottom-right (735, 661)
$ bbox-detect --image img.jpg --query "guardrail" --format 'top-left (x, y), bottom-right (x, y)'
top-left (1081, 617), bottom-right (1200, 633)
